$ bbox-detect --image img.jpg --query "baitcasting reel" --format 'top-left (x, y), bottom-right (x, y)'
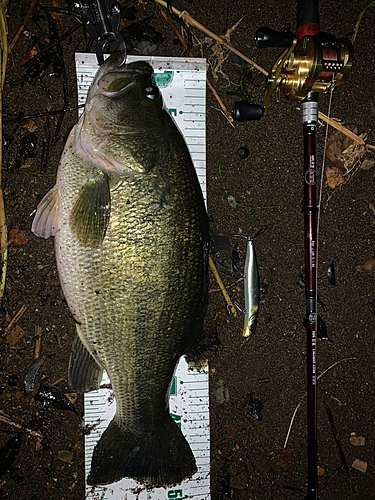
top-left (232, 27), bottom-right (353, 121)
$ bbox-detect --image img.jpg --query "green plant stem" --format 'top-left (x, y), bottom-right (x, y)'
top-left (352, 1), bottom-right (375, 42)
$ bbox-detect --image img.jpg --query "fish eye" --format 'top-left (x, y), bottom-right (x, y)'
top-left (144, 85), bottom-right (159, 99)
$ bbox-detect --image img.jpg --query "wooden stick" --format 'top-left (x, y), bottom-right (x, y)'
top-left (156, 1), bottom-right (234, 125)
top-left (9, 0), bottom-right (41, 52)
top-left (0, 413), bottom-right (43, 439)
top-left (2, 304), bottom-right (27, 337)
top-left (154, 0), bottom-right (268, 76)
top-left (318, 111), bottom-right (366, 146)
top-left (35, 325), bottom-right (42, 359)
top-left (209, 255), bottom-right (237, 317)
top-left (0, 3), bottom-right (7, 301)
top-left (0, 0), bottom-right (7, 91)
top-left (51, 376), bottom-right (67, 386)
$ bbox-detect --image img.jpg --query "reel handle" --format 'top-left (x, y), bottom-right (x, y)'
top-left (232, 102), bottom-right (263, 122)
top-left (255, 27), bottom-right (294, 49)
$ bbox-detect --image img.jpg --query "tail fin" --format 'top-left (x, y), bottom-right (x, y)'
top-left (87, 415), bottom-right (197, 488)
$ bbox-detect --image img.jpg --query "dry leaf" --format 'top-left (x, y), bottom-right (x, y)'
top-left (326, 166), bottom-right (345, 189)
top-left (35, 437), bottom-right (43, 451)
top-left (6, 325), bottom-right (26, 346)
top-left (225, 423), bottom-right (237, 437)
top-left (360, 159), bottom-right (375, 170)
top-left (50, 0), bottom-right (62, 19)
top-left (20, 159), bottom-right (32, 169)
top-left (22, 119), bottom-right (37, 133)
top-left (9, 229), bottom-right (29, 246)
top-left (326, 127), bottom-right (367, 171)
top-left (30, 46), bottom-right (37, 58)
top-left (352, 458), bottom-right (367, 473)
top-left (64, 393), bottom-right (77, 405)
top-left (214, 307), bottom-right (227, 324)
top-left (270, 449), bottom-right (296, 472)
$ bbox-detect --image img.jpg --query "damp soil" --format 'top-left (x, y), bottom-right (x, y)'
top-left (1, 0), bottom-right (375, 499)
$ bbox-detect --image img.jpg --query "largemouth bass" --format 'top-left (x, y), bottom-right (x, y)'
top-left (31, 53), bottom-right (209, 488)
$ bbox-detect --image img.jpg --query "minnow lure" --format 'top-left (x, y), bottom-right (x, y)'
top-left (242, 236), bottom-right (260, 337)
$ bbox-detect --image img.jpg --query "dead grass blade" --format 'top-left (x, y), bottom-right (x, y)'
top-left (0, 2), bottom-right (7, 301)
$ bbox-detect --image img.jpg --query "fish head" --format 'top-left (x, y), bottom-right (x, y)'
top-left (77, 53), bottom-right (171, 175)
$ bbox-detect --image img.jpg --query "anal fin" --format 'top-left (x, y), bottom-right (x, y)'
top-left (68, 328), bottom-right (103, 393)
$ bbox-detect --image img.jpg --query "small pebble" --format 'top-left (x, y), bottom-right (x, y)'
top-left (214, 379), bottom-right (229, 403)
top-left (57, 450), bottom-right (74, 463)
top-left (364, 258), bottom-right (375, 276)
top-left (350, 435), bottom-right (366, 446)
top-left (7, 374), bottom-right (19, 386)
top-left (317, 466), bottom-right (325, 476)
top-left (227, 195), bottom-right (237, 208)
top-left (368, 200), bottom-right (375, 220)
top-left (352, 458), bottom-right (367, 473)
top-left (237, 146), bottom-right (250, 159)
top-left (204, 37), bottom-right (213, 48)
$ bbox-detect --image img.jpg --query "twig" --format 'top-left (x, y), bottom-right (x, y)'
top-left (22, 21), bottom-right (82, 70)
top-left (0, 412), bottom-right (43, 439)
top-left (156, 1), bottom-right (234, 126)
top-left (4, 104), bottom-right (84, 124)
top-left (284, 357), bottom-right (357, 448)
top-left (9, 0), bottom-right (41, 52)
top-left (0, 2), bottom-right (7, 302)
top-left (154, 0), bottom-right (268, 76)
top-left (51, 376), bottom-right (66, 386)
top-left (35, 325), bottom-right (42, 359)
top-left (318, 111), bottom-right (366, 146)
top-left (1, 304), bottom-right (28, 337)
top-left (325, 405), bottom-right (350, 474)
top-left (0, 0), bottom-right (7, 91)
top-left (209, 255), bottom-right (237, 317)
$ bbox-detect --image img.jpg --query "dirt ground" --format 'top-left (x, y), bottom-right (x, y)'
top-left (1, 0), bottom-right (374, 498)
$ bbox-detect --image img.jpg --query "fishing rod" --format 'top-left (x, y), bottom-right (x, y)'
top-left (231, 1), bottom-right (353, 498)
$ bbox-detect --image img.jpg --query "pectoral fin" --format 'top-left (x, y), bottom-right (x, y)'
top-left (68, 329), bottom-right (103, 393)
top-left (70, 172), bottom-right (110, 247)
top-left (31, 186), bottom-right (60, 238)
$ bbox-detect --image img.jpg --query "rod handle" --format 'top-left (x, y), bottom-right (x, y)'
top-left (297, 0), bottom-right (319, 39)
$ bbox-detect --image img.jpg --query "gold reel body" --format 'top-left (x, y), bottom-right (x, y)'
top-left (264, 35), bottom-right (353, 113)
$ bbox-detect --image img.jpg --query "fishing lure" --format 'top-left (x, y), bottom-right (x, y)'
top-left (242, 236), bottom-right (260, 337)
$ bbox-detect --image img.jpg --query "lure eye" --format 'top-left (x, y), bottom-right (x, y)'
top-left (144, 85), bottom-right (159, 99)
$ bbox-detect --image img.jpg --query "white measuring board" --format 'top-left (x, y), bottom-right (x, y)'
top-left (75, 54), bottom-right (210, 500)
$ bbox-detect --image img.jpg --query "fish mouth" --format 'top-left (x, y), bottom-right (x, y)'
top-left (97, 76), bottom-right (135, 99)
top-left (88, 55), bottom-right (153, 101)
